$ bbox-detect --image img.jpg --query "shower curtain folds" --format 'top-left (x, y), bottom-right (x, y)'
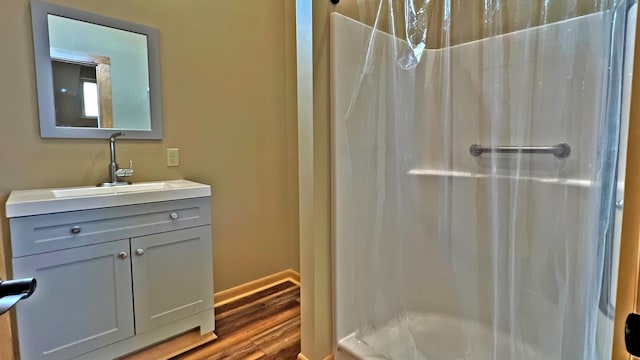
top-left (331, 1), bottom-right (636, 359)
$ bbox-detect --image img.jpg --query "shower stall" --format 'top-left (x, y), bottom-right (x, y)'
top-left (331, 1), bottom-right (637, 359)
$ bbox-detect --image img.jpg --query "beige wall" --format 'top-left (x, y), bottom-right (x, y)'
top-left (0, 1), bottom-right (298, 358)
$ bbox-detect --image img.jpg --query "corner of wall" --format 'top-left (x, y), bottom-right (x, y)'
top-left (0, 198), bottom-right (17, 360)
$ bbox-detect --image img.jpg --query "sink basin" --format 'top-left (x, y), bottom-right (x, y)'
top-left (52, 182), bottom-right (171, 198)
top-left (6, 180), bottom-right (211, 218)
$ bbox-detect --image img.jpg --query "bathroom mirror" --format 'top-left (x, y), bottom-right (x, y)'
top-left (31, 0), bottom-right (163, 139)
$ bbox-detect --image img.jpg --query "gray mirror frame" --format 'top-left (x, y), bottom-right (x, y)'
top-left (31, 0), bottom-right (163, 139)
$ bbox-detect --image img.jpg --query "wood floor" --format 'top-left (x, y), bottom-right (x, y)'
top-left (173, 280), bottom-right (301, 360)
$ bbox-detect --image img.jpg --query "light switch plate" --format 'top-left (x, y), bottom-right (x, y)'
top-left (167, 148), bottom-right (180, 167)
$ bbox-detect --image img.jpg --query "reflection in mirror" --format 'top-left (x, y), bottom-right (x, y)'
top-left (31, 0), bottom-right (162, 139)
top-left (51, 53), bottom-right (111, 128)
top-left (48, 14), bottom-right (151, 130)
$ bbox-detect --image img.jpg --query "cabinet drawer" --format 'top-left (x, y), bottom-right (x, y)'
top-left (10, 197), bottom-right (211, 257)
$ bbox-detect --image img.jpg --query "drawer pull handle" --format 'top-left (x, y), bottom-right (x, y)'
top-left (135, 248), bottom-right (145, 256)
top-left (170, 212), bottom-right (179, 220)
top-left (70, 226), bottom-right (81, 234)
top-left (118, 252), bottom-right (128, 259)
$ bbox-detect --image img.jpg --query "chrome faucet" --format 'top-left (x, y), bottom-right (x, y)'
top-left (101, 132), bottom-right (134, 187)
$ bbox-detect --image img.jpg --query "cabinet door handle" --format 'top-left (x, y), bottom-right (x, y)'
top-left (135, 248), bottom-right (145, 256)
top-left (118, 252), bottom-right (128, 259)
top-left (70, 226), bottom-right (81, 234)
top-left (170, 212), bottom-right (179, 220)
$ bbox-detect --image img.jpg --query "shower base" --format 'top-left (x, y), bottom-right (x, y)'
top-left (335, 313), bottom-right (552, 360)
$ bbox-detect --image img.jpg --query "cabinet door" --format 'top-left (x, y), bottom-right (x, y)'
top-left (12, 240), bottom-right (134, 360)
top-left (131, 226), bottom-right (213, 333)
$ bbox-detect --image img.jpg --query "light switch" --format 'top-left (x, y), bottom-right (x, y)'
top-left (167, 148), bottom-right (180, 167)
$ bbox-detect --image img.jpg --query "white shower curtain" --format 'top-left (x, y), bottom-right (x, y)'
top-left (332, 1), bottom-right (633, 359)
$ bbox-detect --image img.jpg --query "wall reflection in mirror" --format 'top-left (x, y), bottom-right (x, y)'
top-left (48, 15), bottom-right (151, 130)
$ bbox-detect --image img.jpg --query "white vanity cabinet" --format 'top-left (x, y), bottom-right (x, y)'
top-left (6, 188), bottom-right (215, 360)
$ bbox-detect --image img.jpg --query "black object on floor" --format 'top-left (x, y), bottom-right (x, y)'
top-left (0, 278), bottom-right (36, 315)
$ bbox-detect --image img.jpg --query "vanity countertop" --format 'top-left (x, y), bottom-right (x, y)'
top-left (6, 179), bottom-right (211, 218)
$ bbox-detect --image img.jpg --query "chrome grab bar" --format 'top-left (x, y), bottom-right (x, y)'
top-left (469, 143), bottom-right (571, 158)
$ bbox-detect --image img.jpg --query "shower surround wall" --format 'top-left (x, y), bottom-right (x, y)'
top-left (332, 10), bottom-right (617, 360)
